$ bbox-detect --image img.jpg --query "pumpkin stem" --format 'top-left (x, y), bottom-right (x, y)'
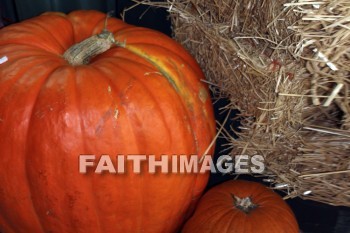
top-left (231, 194), bottom-right (258, 214)
top-left (63, 12), bottom-right (124, 66)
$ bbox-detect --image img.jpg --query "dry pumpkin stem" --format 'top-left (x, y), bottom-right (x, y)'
top-left (63, 30), bottom-right (116, 65)
top-left (231, 194), bottom-right (258, 214)
top-left (138, 0), bottom-right (350, 206)
top-left (63, 12), bottom-right (124, 66)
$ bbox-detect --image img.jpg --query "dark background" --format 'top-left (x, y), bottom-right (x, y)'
top-left (0, 1), bottom-right (349, 232)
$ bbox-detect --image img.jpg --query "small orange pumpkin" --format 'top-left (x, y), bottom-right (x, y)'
top-left (182, 180), bottom-right (299, 233)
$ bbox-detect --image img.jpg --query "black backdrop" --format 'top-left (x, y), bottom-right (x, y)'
top-left (0, 1), bottom-right (349, 232)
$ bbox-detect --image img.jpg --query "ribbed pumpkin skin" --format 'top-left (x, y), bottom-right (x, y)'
top-left (182, 180), bottom-right (299, 233)
top-left (0, 10), bottom-right (216, 233)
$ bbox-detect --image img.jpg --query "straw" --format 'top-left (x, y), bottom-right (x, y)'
top-left (138, 0), bottom-right (350, 206)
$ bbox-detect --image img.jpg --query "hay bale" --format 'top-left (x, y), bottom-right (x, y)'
top-left (140, 0), bottom-right (350, 206)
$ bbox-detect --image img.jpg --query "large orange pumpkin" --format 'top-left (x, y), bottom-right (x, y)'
top-left (182, 180), bottom-right (299, 233)
top-left (0, 10), bottom-right (216, 233)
